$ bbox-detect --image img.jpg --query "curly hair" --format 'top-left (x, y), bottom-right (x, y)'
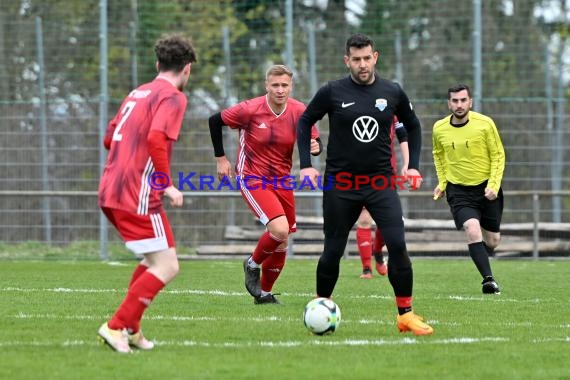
top-left (154, 35), bottom-right (197, 73)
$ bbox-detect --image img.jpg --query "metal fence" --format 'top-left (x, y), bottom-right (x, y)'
top-left (1, 190), bottom-right (569, 260)
top-left (0, 0), bottom-right (569, 258)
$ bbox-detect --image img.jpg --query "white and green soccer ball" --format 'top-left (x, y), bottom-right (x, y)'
top-left (303, 297), bottom-right (341, 335)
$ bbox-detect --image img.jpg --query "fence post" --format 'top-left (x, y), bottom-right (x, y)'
top-left (35, 16), bottom-right (52, 245)
top-left (532, 193), bottom-right (540, 260)
top-left (98, 0), bottom-right (109, 261)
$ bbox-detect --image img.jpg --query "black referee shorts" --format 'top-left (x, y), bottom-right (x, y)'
top-left (445, 181), bottom-right (504, 232)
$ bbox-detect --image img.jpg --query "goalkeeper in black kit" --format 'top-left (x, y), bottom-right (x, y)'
top-left (297, 33), bottom-right (433, 336)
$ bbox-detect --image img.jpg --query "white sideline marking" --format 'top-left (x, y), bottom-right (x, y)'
top-left (4, 287), bottom-right (564, 310)
top-left (532, 337), bottom-right (570, 343)
top-left (1, 287), bottom-right (393, 299)
top-left (13, 313), bottom-right (395, 325)
top-left (444, 295), bottom-right (522, 303)
top-left (0, 287), bottom-right (548, 304)
top-left (17, 313), bottom-right (561, 330)
top-left (0, 337), bottom-right (511, 349)
top-left (106, 261), bottom-right (128, 267)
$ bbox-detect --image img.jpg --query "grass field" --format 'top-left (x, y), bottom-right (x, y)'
top-left (1, 257), bottom-right (569, 380)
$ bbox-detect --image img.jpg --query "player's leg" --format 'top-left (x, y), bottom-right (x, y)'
top-left (447, 183), bottom-right (499, 293)
top-left (101, 208), bottom-right (149, 287)
top-left (463, 217), bottom-right (500, 294)
top-left (255, 188), bottom-right (297, 304)
top-left (317, 188), bottom-right (362, 297)
top-left (99, 208), bottom-right (177, 352)
top-left (479, 188), bottom-right (504, 293)
top-left (373, 227), bottom-right (387, 276)
top-left (125, 246), bottom-right (178, 348)
top-left (356, 208), bottom-right (373, 278)
top-left (481, 187), bottom-right (504, 256)
top-left (240, 185), bottom-right (288, 300)
top-left (367, 189), bottom-right (433, 336)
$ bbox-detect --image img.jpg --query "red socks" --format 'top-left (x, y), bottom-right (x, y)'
top-left (251, 231), bottom-right (285, 265)
top-left (128, 263), bottom-right (148, 287)
top-left (108, 271), bottom-right (165, 334)
top-left (260, 249), bottom-right (287, 292)
top-left (356, 227), bottom-right (372, 269)
top-left (396, 296), bottom-right (413, 315)
top-left (373, 227), bottom-right (385, 253)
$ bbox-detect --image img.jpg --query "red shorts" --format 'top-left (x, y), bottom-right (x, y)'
top-left (101, 207), bottom-right (175, 254)
top-left (240, 183), bottom-right (296, 233)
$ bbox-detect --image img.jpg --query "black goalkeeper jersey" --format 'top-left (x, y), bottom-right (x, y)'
top-left (298, 75), bottom-right (422, 178)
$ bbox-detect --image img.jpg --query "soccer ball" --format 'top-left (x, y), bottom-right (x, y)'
top-left (303, 297), bottom-right (341, 335)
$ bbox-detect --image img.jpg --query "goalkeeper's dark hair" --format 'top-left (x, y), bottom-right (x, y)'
top-left (154, 34), bottom-right (197, 73)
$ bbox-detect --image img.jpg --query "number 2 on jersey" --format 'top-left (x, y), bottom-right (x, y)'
top-left (112, 100), bottom-right (136, 142)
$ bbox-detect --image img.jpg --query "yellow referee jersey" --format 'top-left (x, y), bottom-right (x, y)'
top-left (432, 110), bottom-right (505, 193)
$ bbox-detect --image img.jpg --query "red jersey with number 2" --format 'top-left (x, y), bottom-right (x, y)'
top-left (99, 78), bottom-right (187, 215)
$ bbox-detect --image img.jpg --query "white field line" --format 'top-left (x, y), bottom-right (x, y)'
top-left (12, 312), bottom-right (397, 325)
top-left (0, 287), bottom-right (390, 299)
top-left (0, 337), bottom-right (514, 349)
top-left (13, 313), bottom-right (570, 330)
top-left (0, 287), bottom-right (558, 303)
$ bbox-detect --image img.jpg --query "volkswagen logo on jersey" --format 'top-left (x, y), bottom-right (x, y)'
top-left (352, 116), bottom-right (378, 143)
top-left (375, 98), bottom-right (387, 111)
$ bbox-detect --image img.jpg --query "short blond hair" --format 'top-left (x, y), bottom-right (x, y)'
top-left (265, 64), bottom-right (293, 80)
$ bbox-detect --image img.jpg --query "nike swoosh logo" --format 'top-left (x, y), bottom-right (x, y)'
top-left (341, 102), bottom-right (355, 108)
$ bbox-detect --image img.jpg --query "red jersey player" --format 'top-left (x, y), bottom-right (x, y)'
top-left (97, 35), bottom-right (197, 353)
top-left (357, 117), bottom-right (409, 278)
top-left (209, 64), bottom-right (321, 304)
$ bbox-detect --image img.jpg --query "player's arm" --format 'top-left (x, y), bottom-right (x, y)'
top-left (149, 94), bottom-right (187, 207)
top-left (394, 86), bottom-right (422, 189)
top-left (310, 125), bottom-right (323, 156)
top-left (297, 84), bottom-right (330, 168)
top-left (310, 137), bottom-right (323, 156)
top-left (485, 119), bottom-right (506, 194)
top-left (394, 121), bottom-right (409, 174)
top-left (394, 97), bottom-right (421, 171)
top-left (103, 118), bottom-right (118, 150)
top-left (147, 129), bottom-right (182, 206)
top-left (431, 124), bottom-right (447, 199)
top-left (208, 112), bottom-right (233, 180)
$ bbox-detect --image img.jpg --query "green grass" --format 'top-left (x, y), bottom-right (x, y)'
top-left (0, 241), bottom-right (196, 261)
top-left (0, 258), bottom-right (569, 380)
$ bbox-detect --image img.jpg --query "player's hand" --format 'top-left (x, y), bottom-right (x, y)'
top-left (216, 156), bottom-right (233, 181)
top-left (310, 139), bottom-right (320, 155)
top-left (484, 187), bottom-right (497, 200)
top-left (164, 185), bottom-right (183, 207)
top-left (433, 186), bottom-right (444, 200)
top-left (300, 167), bottom-right (320, 187)
top-left (406, 168), bottom-right (423, 191)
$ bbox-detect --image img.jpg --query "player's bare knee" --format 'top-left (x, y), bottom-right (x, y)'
top-left (485, 233), bottom-right (501, 248)
top-left (269, 229), bottom-right (289, 242)
top-left (267, 216), bottom-right (290, 242)
top-left (463, 219), bottom-right (483, 242)
top-left (162, 261), bottom-right (179, 283)
top-left (267, 224), bottom-right (289, 241)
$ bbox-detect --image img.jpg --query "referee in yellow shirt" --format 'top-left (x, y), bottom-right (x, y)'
top-left (432, 84), bottom-right (505, 294)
